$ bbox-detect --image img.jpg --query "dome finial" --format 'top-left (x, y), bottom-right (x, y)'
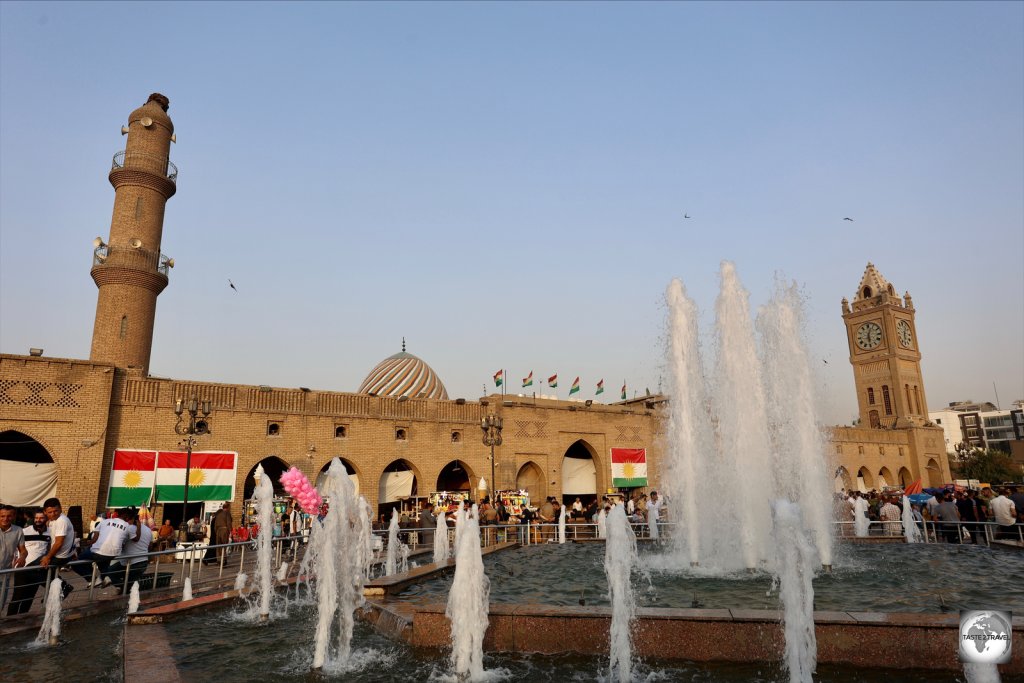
top-left (402, 337), bottom-right (406, 353)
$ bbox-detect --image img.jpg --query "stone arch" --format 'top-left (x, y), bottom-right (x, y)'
top-left (898, 467), bottom-right (913, 488)
top-left (315, 458), bottom-right (360, 496)
top-left (878, 466), bottom-right (893, 488)
top-left (834, 466), bottom-right (852, 492)
top-left (436, 459), bottom-right (475, 493)
top-left (243, 455), bottom-right (291, 500)
top-left (561, 439), bottom-right (599, 505)
top-left (377, 458), bottom-right (420, 517)
top-left (856, 466), bottom-right (873, 492)
top-left (926, 458), bottom-right (942, 487)
top-left (0, 429), bottom-right (58, 507)
top-left (515, 461), bottom-right (545, 500)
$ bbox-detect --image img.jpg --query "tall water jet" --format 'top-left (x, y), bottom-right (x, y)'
top-left (714, 262), bottom-right (774, 569)
top-left (253, 463), bottom-right (275, 621)
top-left (234, 572), bottom-right (248, 591)
top-left (902, 495), bottom-right (923, 543)
top-left (604, 505), bottom-right (638, 683)
top-left (854, 497), bottom-right (870, 537)
top-left (446, 504), bottom-right (490, 681)
top-left (434, 508), bottom-right (451, 563)
top-left (36, 578), bottom-right (64, 646)
top-left (758, 280), bottom-right (835, 568)
top-left (311, 457), bottom-right (366, 670)
top-left (964, 663), bottom-right (1002, 683)
top-left (772, 500), bottom-right (818, 683)
top-left (597, 508), bottom-right (607, 539)
top-left (182, 577), bottom-right (192, 602)
top-left (664, 278), bottom-right (712, 566)
top-left (358, 496), bottom-right (375, 577)
top-left (558, 505), bottom-right (567, 544)
top-left (386, 508), bottom-right (401, 576)
top-left (127, 581), bottom-right (141, 614)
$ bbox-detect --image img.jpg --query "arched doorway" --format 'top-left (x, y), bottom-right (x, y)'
top-left (516, 461), bottom-right (545, 500)
top-left (315, 458), bottom-right (359, 495)
top-left (561, 440), bottom-right (598, 506)
top-left (856, 466), bottom-right (873, 492)
top-left (878, 467), bottom-right (893, 488)
top-left (243, 456), bottom-right (290, 500)
top-left (898, 467), bottom-right (913, 488)
top-left (0, 430), bottom-right (58, 507)
top-left (378, 459), bottom-right (419, 519)
top-left (926, 458), bottom-right (942, 487)
top-left (833, 466), bottom-right (851, 492)
top-left (436, 460), bottom-right (473, 493)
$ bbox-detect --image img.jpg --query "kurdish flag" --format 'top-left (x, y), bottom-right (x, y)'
top-left (494, 370), bottom-right (504, 387)
top-left (154, 451), bottom-right (237, 503)
top-left (596, 379), bottom-right (604, 395)
top-left (548, 374), bottom-right (558, 388)
top-left (522, 371), bottom-right (533, 388)
top-left (107, 450), bottom-right (157, 507)
top-left (611, 448), bottom-right (648, 487)
top-left (621, 382), bottom-right (627, 400)
top-left (569, 376), bottom-right (581, 395)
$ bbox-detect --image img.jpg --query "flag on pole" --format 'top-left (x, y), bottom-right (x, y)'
top-left (596, 379), bottom-right (604, 395)
top-left (522, 371), bottom-right (533, 388)
top-left (610, 448), bottom-right (648, 487)
top-left (154, 451), bottom-right (237, 502)
top-left (621, 382), bottom-right (627, 400)
top-left (548, 374), bottom-right (558, 388)
top-left (493, 370), bottom-right (504, 387)
top-left (107, 449), bottom-right (157, 507)
top-left (569, 377), bottom-right (581, 395)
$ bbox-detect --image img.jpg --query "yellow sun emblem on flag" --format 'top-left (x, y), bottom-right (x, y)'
top-left (622, 462), bottom-right (635, 480)
top-left (121, 470), bottom-right (142, 488)
top-left (189, 469), bottom-right (206, 486)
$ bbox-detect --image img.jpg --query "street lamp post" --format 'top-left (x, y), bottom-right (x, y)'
top-left (481, 414), bottom-right (503, 500)
top-left (174, 396), bottom-right (211, 542)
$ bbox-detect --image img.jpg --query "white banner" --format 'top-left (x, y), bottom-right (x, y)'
top-left (0, 460), bottom-right (58, 507)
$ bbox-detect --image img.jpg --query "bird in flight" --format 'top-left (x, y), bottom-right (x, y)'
top-left (228, 279), bottom-right (238, 292)
top-left (684, 214), bottom-right (691, 219)
top-left (843, 217), bottom-right (854, 222)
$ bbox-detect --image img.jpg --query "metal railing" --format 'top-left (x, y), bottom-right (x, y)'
top-left (834, 519), bottom-right (1024, 545)
top-left (111, 150), bottom-right (178, 183)
top-left (92, 244), bottom-right (173, 276)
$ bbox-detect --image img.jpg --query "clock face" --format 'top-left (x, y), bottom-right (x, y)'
top-left (897, 320), bottom-right (913, 347)
top-left (856, 322), bottom-right (883, 350)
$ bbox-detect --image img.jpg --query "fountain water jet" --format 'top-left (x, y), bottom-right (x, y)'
top-left (182, 577), bottom-right (192, 602)
top-left (446, 503), bottom-right (490, 681)
top-left (434, 507), bottom-right (451, 563)
top-left (127, 581), bottom-right (141, 614)
top-left (597, 508), bottom-right (607, 539)
top-left (385, 509), bottom-right (403, 576)
top-left (854, 497), bottom-right (870, 537)
top-left (558, 505), bottom-right (567, 544)
top-left (604, 505), bottom-right (638, 683)
top-left (772, 500), bottom-right (817, 683)
top-left (234, 572), bottom-right (248, 591)
top-left (902, 495), bottom-right (923, 543)
top-left (35, 578), bottom-right (64, 646)
top-left (252, 463), bottom-right (275, 621)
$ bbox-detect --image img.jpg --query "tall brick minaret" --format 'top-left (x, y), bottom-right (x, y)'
top-left (89, 93), bottom-right (176, 374)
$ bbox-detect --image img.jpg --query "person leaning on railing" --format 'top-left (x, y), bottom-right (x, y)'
top-left (105, 508), bottom-right (154, 591)
top-left (6, 507), bottom-right (49, 616)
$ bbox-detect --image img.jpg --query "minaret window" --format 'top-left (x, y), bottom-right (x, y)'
top-left (905, 385), bottom-right (913, 414)
top-left (334, 425), bottom-right (347, 439)
top-left (882, 386), bottom-right (892, 415)
top-left (119, 316), bottom-right (128, 339)
top-left (869, 411), bottom-right (880, 428)
top-left (867, 388), bottom-right (875, 405)
top-left (267, 422), bottom-right (281, 436)
top-left (135, 197), bottom-right (143, 220)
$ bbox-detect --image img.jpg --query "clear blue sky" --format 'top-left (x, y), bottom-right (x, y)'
top-left (2, 1), bottom-right (1022, 425)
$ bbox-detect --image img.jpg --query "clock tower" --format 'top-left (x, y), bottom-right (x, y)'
top-left (842, 263), bottom-right (929, 429)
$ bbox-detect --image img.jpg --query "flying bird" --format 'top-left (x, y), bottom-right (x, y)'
top-left (843, 217), bottom-right (854, 222)
top-left (684, 214), bottom-right (691, 219)
top-left (228, 279), bottom-right (238, 292)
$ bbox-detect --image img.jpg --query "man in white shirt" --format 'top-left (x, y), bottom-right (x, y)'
top-left (106, 509), bottom-right (152, 590)
top-left (40, 497), bottom-right (78, 598)
top-left (8, 508), bottom-right (51, 615)
top-left (990, 489), bottom-right (1018, 539)
top-left (648, 491), bottom-right (663, 539)
top-left (72, 507), bottom-right (134, 586)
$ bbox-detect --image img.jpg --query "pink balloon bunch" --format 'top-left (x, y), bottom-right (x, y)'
top-left (279, 467), bottom-right (322, 515)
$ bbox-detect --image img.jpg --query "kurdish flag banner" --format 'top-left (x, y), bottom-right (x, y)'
top-left (569, 376), bottom-right (581, 395)
top-left (494, 370), bottom-right (504, 387)
top-left (523, 371), bottom-right (533, 388)
top-left (596, 379), bottom-right (604, 395)
top-left (621, 382), bottom-right (627, 400)
top-left (154, 451), bottom-right (237, 503)
top-left (107, 450), bottom-right (157, 507)
top-left (611, 448), bottom-right (648, 487)
top-left (547, 374), bottom-right (558, 387)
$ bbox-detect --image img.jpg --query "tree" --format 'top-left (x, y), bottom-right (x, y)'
top-left (951, 445), bottom-right (1018, 484)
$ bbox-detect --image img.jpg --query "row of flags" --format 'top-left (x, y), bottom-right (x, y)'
top-left (493, 369), bottom-right (627, 400)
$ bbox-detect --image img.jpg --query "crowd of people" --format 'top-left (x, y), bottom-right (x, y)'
top-left (835, 486), bottom-right (1023, 542)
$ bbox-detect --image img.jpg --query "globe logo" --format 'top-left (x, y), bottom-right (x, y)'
top-left (959, 610), bottom-right (1012, 664)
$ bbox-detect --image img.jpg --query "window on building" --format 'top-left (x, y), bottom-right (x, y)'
top-left (867, 388), bottom-right (875, 405)
top-left (935, 418), bottom-right (942, 424)
top-left (451, 431), bottom-right (461, 443)
top-left (879, 446), bottom-right (885, 456)
top-left (882, 386), bottom-right (892, 415)
top-left (395, 428), bottom-right (407, 441)
top-left (898, 447), bottom-right (904, 457)
top-left (913, 386), bottom-right (922, 414)
top-left (334, 425), bottom-right (347, 439)
top-left (267, 422), bottom-right (281, 436)
top-left (835, 444), bottom-right (842, 455)
top-left (905, 385), bottom-right (913, 414)
top-left (869, 410), bottom-right (880, 429)
top-left (858, 445), bottom-right (865, 456)
top-left (963, 415), bottom-right (978, 426)
top-left (119, 315), bottom-right (128, 340)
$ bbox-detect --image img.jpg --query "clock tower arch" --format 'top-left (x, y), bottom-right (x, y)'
top-left (842, 263), bottom-right (928, 429)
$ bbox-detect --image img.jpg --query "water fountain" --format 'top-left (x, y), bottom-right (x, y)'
top-left (35, 578), bottom-right (64, 646)
top-left (902, 495), bottom-right (923, 543)
top-left (182, 577), bottom-right (193, 602)
top-left (386, 508), bottom-right (402, 576)
top-left (434, 507), bottom-right (451, 563)
top-left (127, 581), bottom-right (141, 614)
top-left (604, 504), bottom-right (638, 683)
top-left (854, 497), bottom-right (870, 537)
top-left (772, 500), bottom-right (817, 683)
top-left (597, 507), bottom-right (607, 539)
top-left (252, 463), bottom-right (275, 620)
top-left (446, 503), bottom-right (490, 681)
top-left (234, 572), bottom-right (248, 590)
top-left (558, 505), bottom-right (567, 544)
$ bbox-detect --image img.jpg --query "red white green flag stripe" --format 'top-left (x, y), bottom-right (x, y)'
top-left (107, 449), bottom-right (157, 507)
top-left (154, 451), bottom-right (237, 503)
top-left (547, 374), bottom-right (558, 388)
top-left (596, 379), bottom-right (604, 395)
top-left (522, 371), bottom-right (533, 387)
top-left (494, 370), bottom-right (504, 387)
top-left (621, 382), bottom-right (627, 400)
top-left (611, 448), bottom-right (648, 487)
top-left (569, 376), bottom-right (581, 395)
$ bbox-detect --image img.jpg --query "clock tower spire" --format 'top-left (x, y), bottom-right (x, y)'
top-left (842, 263), bottom-right (928, 429)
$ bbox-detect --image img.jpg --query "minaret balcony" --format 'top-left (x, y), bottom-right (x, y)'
top-left (111, 150), bottom-right (178, 183)
top-left (92, 245), bottom-right (173, 278)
